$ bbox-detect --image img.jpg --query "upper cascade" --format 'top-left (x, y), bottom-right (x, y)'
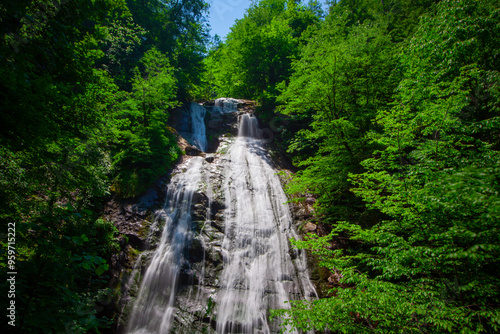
top-left (213, 97), bottom-right (240, 114)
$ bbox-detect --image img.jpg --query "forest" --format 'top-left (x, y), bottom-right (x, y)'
top-left (1, 0), bottom-right (499, 333)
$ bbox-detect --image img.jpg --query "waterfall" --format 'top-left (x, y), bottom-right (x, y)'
top-left (124, 111), bottom-right (316, 334)
top-left (190, 102), bottom-right (207, 152)
top-left (126, 157), bottom-right (205, 334)
top-left (237, 113), bottom-right (260, 139)
top-left (215, 114), bottom-right (316, 333)
top-left (213, 98), bottom-right (239, 114)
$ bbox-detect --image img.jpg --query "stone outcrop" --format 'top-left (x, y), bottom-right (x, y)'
top-left (103, 102), bottom-right (240, 333)
top-left (103, 99), bottom-right (330, 332)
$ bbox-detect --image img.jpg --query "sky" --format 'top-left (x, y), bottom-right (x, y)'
top-left (207, 0), bottom-right (252, 40)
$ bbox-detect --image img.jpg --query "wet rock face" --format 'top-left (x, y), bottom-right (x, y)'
top-left (103, 181), bottom-right (163, 236)
top-left (108, 99), bottom-right (324, 333)
top-left (108, 103), bottom-right (236, 333)
top-left (101, 176), bottom-right (172, 333)
top-left (163, 155), bottom-right (228, 334)
top-left (103, 175), bottom-right (169, 259)
top-left (113, 151), bottom-right (230, 334)
top-left (205, 111), bottom-right (239, 153)
top-left (202, 99), bottom-right (257, 154)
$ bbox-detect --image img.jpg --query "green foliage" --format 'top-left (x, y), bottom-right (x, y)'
top-left (205, 0), bottom-right (319, 106)
top-left (0, 0), bottom-right (207, 331)
top-left (98, 17), bottom-right (147, 89)
top-left (273, 0), bottom-right (500, 333)
top-left (278, 7), bottom-right (397, 224)
top-left (112, 47), bottom-right (180, 197)
top-left (0, 1), bottom-right (127, 330)
top-left (125, 0), bottom-right (210, 99)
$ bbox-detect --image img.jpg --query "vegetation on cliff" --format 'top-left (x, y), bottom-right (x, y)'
top-left (0, 0), bottom-right (207, 332)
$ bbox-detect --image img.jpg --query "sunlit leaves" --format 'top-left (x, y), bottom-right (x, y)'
top-left (277, 8), bottom-right (395, 223)
top-left (111, 48), bottom-right (180, 197)
top-left (205, 0), bottom-right (318, 100)
top-left (276, 0), bottom-right (500, 333)
top-left (0, 0), bottom-right (197, 332)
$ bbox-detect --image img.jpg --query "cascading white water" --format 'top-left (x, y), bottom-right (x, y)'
top-left (215, 114), bottom-right (317, 334)
top-left (190, 102), bottom-right (207, 152)
top-left (125, 110), bottom-right (316, 334)
top-left (213, 98), bottom-right (239, 114)
top-left (237, 112), bottom-right (260, 138)
top-left (126, 157), bottom-right (205, 334)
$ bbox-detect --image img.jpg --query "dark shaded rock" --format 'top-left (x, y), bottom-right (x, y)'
top-left (188, 237), bottom-right (205, 263)
top-left (208, 119), bottom-right (222, 129)
top-left (125, 233), bottom-right (146, 251)
top-left (185, 145), bottom-right (202, 156)
top-left (210, 200), bottom-right (225, 220)
top-left (205, 109), bottom-right (240, 153)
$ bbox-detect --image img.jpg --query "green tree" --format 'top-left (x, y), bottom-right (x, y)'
top-left (278, 8), bottom-right (396, 224)
top-left (0, 0), bottom-right (205, 331)
top-left (206, 0), bottom-right (319, 105)
top-left (0, 1), bottom-right (129, 332)
top-left (275, 0), bottom-right (500, 332)
top-left (98, 17), bottom-right (147, 89)
top-left (112, 47), bottom-right (180, 197)
top-left (125, 0), bottom-right (209, 99)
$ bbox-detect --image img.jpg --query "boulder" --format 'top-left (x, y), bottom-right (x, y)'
top-left (303, 222), bottom-right (317, 233)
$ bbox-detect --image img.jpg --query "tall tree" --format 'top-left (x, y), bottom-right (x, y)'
top-left (0, 0), bottom-right (208, 332)
top-left (112, 47), bottom-right (180, 197)
top-left (277, 2), bottom-right (397, 226)
top-left (205, 0), bottom-right (319, 105)
top-left (0, 1), bottom-right (131, 332)
top-left (125, 0), bottom-right (209, 99)
top-left (274, 0), bottom-right (500, 332)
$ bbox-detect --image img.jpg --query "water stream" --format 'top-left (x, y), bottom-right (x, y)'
top-left (213, 98), bottom-right (239, 114)
top-left (190, 102), bottom-right (207, 152)
top-left (126, 157), bottom-right (205, 334)
top-left (125, 106), bottom-right (316, 334)
top-left (215, 114), bottom-right (316, 333)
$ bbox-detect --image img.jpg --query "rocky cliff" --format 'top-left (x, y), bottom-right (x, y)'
top-left (102, 99), bottom-right (327, 333)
